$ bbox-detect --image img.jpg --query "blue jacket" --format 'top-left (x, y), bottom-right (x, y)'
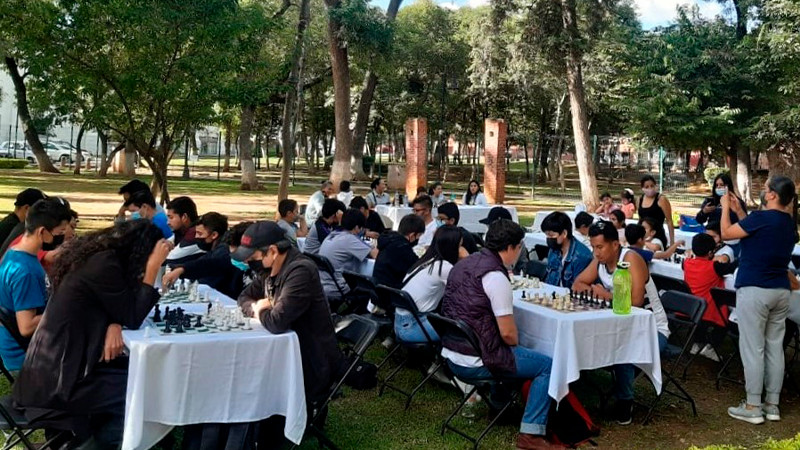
top-left (545, 237), bottom-right (593, 288)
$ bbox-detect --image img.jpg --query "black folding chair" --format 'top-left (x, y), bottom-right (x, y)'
top-left (533, 244), bottom-right (549, 262)
top-left (525, 260), bottom-right (547, 280)
top-left (304, 253), bottom-right (365, 315)
top-left (642, 290), bottom-right (706, 424)
top-left (651, 274), bottom-right (692, 295)
top-left (375, 285), bottom-right (442, 410)
top-left (290, 315), bottom-right (379, 450)
top-left (427, 313), bottom-right (518, 450)
top-left (342, 270), bottom-right (393, 338)
top-left (710, 288), bottom-right (742, 390)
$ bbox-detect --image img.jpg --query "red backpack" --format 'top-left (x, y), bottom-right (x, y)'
top-left (523, 381), bottom-right (600, 448)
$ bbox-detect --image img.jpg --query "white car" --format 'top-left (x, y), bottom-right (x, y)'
top-left (42, 141), bottom-right (74, 164)
top-left (0, 141), bottom-right (37, 164)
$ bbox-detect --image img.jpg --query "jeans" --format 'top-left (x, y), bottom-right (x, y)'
top-left (613, 332), bottom-right (668, 401)
top-left (447, 346), bottom-right (552, 435)
top-left (394, 311), bottom-right (439, 343)
top-left (737, 286), bottom-right (790, 406)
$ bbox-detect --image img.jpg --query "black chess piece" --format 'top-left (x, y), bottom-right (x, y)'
top-left (152, 304), bottom-right (161, 322)
top-left (521, 291), bottom-right (527, 299)
top-left (195, 315), bottom-right (203, 327)
top-left (551, 292), bottom-right (556, 300)
top-left (183, 315), bottom-right (192, 329)
top-left (175, 317), bottom-right (185, 333)
top-left (163, 320), bottom-right (172, 333)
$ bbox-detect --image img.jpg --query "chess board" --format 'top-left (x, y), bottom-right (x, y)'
top-left (145, 316), bottom-right (256, 335)
top-left (159, 291), bottom-right (194, 304)
top-left (515, 289), bottom-right (612, 313)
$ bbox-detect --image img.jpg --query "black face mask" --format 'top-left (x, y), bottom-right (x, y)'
top-left (248, 260), bottom-right (266, 273)
top-left (42, 234), bottom-right (65, 251)
top-left (546, 237), bottom-right (561, 251)
top-left (196, 239), bottom-right (214, 252)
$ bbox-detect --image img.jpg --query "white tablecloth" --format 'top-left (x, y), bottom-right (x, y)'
top-left (376, 205), bottom-right (518, 234)
top-left (524, 232), bottom-right (547, 253)
top-left (122, 287), bottom-right (307, 450)
top-left (512, 286), bottom-right (662, 402)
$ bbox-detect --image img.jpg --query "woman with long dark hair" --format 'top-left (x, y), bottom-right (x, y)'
top-left (395, 225), bottom-right (462, 343)
top-left (721, 176), bottom-right (798, 425)
top-left (638, 175), bottom-right (674, 245)
top-left (13, 220), bottom-right (172, 447)
top-left (697, 173), bottom-right (747, 226)
top-left (462, 179), bottom-right (488, 206)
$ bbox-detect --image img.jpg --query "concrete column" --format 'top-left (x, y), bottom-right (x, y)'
top-left (405, 118), bottom-right (428, 203)
top-left (483, 118), bottom-right (507, 204)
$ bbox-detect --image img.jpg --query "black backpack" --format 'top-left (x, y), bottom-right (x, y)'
top-left (524, 382), bottom-right (600, 448)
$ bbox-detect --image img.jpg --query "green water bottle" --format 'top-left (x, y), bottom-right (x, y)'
top-left (612, 261), bottom-right (632, 315)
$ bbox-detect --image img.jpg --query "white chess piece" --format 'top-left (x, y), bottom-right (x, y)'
top-left (242, 319), bottom-right (252, 331)
top-left (144, 326), bottom-right (153, 338)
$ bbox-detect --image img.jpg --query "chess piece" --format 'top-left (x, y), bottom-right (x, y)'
top-left (195, 315), bottom-right (203, 328)
top-left (164, 306), bottom-right (170, 320)
top-left (521, 291), bottom-right (527, 299)
top-left (163, 320), bottom-right (172, 333)
top-left (242, 319), bottom-right (252, 330)
top-left (152, 304), bottom-right (161, 322)
top-left (183, 315), bottom-right (192, 329)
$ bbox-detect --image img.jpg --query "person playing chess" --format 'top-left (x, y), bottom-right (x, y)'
top-left (624, 224), bottom-right (684, 262)
top-left (572, 220), bottom-right (670, 425)
top-left (233, 221), bottom-right (343, 410)
top-left (540, 211), bottom-right (592, 288)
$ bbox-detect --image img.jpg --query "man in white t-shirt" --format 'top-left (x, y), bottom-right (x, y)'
top-left (413, 195), bottom-right (437, 247)
top-left (440, 219), bottom-right (558, 450)
top-left (305, 180), bottom-right (333, 224)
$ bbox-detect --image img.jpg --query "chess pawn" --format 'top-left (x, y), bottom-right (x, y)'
top-left (163, 320), bottom-right (172, 333)
top-left (195, 314), bottom-right (203, 328)
top-left (152, 304), bottom-right (161, 322)
top-left (242, 318), bottom-right (252, 330)
top-left (521, 290), bottom-right (527, 299)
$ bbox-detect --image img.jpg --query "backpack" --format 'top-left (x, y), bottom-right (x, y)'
top-left (523, 381), bottom-right (600, 448)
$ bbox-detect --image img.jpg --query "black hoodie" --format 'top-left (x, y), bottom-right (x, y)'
top-left (372, 232), bottom-right (419, 289)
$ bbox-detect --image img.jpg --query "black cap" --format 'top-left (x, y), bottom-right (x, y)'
top-left (231, 221), bottom-right (287, 261)
top-left (479, 206), bottom-right (512, 225)
top-left (14, 188), bottom-right (46, 207)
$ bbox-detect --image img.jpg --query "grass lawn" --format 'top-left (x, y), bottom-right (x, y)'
top-left (2, 168), bottom-right (786, 450)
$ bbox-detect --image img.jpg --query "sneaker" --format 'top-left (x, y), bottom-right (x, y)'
top-left (763, 404), bottom-right (781, 421)
top-left (461, 394), bottom-right (480, 419)
top-left (690, 343), bottom-right (701, 355)
top-left (728, 402), bottom-right (765, 424)
top-left (699, 344), bottom-right (721, 362)
top-left (381, 336), bottom-right (395, 349)
top-left (614, 399), bottom-right (633, 425)
top-left (515, 433), bottom-right (561, 450)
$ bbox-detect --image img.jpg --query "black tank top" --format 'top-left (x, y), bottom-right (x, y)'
top-left (638, 193), bottom-right (669, 243)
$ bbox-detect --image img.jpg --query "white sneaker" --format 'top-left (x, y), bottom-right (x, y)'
top-left (763, 404), bottom-right (781, 421)
top-left (700, 344), bottom-right (721, 362)
top-left (690, 343), bottom-right (701, 355)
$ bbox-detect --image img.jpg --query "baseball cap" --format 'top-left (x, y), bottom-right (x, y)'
top-left (231, 221), bottom-right (288, 261)
top-left (479, 206), bottom-right (512, 225)
top-left (14, 188), bottom-right (46, 207)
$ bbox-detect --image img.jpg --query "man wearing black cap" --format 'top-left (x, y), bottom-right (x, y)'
top-left (480, 206), bottom-right (528, 273)
top-left (0, 189), bottom-right (46, 247)
top-left (234, 221), bottom-right (342, 408)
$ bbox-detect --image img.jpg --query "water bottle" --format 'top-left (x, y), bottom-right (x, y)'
top-left (612, 262), bottom-right (632, 315)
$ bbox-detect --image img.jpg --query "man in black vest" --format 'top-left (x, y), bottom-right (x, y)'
top-left (440, 219), bottom-right (557, 450)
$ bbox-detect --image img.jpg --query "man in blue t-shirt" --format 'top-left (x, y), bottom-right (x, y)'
top-left (0, 198), bottom-right (71, 371)
top-left (124, 189), bottom-right (174, 239)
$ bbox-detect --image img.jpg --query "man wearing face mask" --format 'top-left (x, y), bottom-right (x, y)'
top-left (372, 214), bottom-right (426, 289)
top-left (0, 197), bottom-right (73, 271)
top-left (124, 190), bottom-right (173, 239)
top-left (161, 213), bottom-right (244, 298)
top-left (318, 209), bottom-right (379, 302)
top-left (234, 221), bottom-right (343, 409)
top-left (0, 198), bottom-right (71, 373)
top-left (437, 203), bottom-right (480, 255)
top-left (350, 196), bottom-right (385, 239)
top-left (0, 189), bottom-right (46, 248)
top-left (540, 212), bottom-right (592, 288)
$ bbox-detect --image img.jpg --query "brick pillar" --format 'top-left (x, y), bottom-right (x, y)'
top-left (483, 119), bottom-right (507, 204)
top-left (405, 118), bottom-right (427, 203)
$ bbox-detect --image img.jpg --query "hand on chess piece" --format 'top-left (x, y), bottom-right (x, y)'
top-left (252, 298), bottom-right (273, 318)
top-left (101, 324), bottom-right (124, 362)
top-left (162, 267), bottom-right (184, 289)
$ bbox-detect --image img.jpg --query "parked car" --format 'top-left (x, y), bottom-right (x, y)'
top-left (42, 141), bottom-right (74, 164)
top-left (0, 141), bottom-right (37, 164)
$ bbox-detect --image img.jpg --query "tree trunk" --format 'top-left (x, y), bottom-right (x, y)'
top-left (73, 124), bottom-right (85, 175)
top-left (736, 143), bottom-right (754, 205)
top-left (325, 4), bottom-right (354, 187)
top-left (238, 105), bottom-right (259, 190)
top-left (99, 132), bottom-right (111, 177)
top-left (121, 142), bottom-right (137, 176)
top-left (561, 0), bottom-right (599, 208)
top-left (278, 0), bottom-right (310, 201)
top-left (223, 120), bottom-right (232, 172)
top-left (350, 74), bottom-right (377, 180)
top-left (726, 148), bottom-right (738, 183)
top-left (4, 57), bottom-right (60, 173)
top-left (767, 141), bottom-right (800, 184)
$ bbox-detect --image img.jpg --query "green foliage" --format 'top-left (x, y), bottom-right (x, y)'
top-left (330, 0), bottom-right (393, 55)
top-left (704, 167), bottom-right (729, 187)
top-left (0, 159), bottom-right (29, 169)
top-left (688, 433), bottom-right (800, 450)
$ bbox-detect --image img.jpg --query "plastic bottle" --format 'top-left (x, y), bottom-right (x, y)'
top-left (612, 261), bottom-right (632, 315)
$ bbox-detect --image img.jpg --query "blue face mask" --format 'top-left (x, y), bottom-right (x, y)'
top-left (435, 219), bottom-right (445, 228)
top-left (131, 211), bottom-right (141, 220)
top-left (231, 258), bottom-right (249, 271)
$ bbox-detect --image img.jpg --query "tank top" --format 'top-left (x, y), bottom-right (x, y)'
top-left (598, 248), bottom-right (671, 338)
top-left (639, 193), bottom-right (670, 245)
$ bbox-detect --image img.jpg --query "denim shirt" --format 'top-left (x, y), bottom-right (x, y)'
top-left (544, 237), bottom-right (593, 288)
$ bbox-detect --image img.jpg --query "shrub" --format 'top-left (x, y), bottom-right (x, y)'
top-left (0, 159), bottom-right (28, 169)
top-left (688, 434), bottom-right (800, 450)
top-left (704, 167), bottom-right (729, 188)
